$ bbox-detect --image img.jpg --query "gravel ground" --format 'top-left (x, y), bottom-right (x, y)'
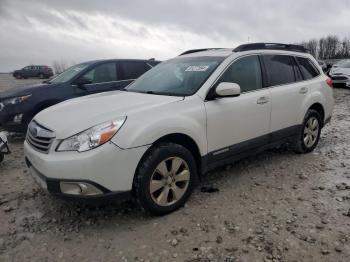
top-left (0, 74), bottom-right (350, 262)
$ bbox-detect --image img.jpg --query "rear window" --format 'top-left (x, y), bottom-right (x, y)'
top-left (296, 57), bottom-right (320, 80)
top-left (263, 55), bottom-right (295, 86)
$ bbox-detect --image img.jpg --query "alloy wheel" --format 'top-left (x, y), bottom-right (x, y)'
top-left (303, 116), bottom-right (319, 148)
top-left (149, 157), bottom-right (190, 206)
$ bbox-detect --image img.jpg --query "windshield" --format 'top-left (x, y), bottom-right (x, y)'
top-left (49, 63), bottom-right (90, 84)
top-left (126, 56), bottom-right (224, 96)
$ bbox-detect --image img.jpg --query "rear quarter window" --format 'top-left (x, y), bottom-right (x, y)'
top-left (296, 57), bottom-right (320, 80)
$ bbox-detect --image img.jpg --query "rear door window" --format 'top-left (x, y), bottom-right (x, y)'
top-left (296, 57), bottom-right (320, 80)
top-left (263, 55), bottom-right (295, 86)
top-left (291, 58), bottom-right (303, 81)
top-left (218, 55), bottom-right (262, 93)
top-left (120, 61), bottom-right (149, 80)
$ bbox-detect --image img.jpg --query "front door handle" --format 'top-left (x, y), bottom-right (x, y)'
top-left (257, 96), bottom-right (270, 104)
top-left (299, 87), bottom-right (308, 94)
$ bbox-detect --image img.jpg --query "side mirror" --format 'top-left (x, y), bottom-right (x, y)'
top-left (73, 77), bottom-right (92, 89)
top-left (215, 82), bottom-right (241, 97)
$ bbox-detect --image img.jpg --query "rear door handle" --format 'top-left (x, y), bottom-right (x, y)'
top-left (257, 96), bottom-right (270, 104)
top-left (299, 87), bottom-right (308, 94)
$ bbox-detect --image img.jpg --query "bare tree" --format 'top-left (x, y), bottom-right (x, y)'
top-left (52, 60), bottom-right (68, 75)
top-left (299, 39), bottom-right (318, 58)
top-left (340, 38), bottom-right (350, 58)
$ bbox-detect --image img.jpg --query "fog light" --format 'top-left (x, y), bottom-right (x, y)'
top-left (13, 114), bottom-right (23, 123)
top-left (60, 182), bottom-right (103, 196)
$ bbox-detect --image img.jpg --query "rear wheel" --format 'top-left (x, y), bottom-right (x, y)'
top-left (294, 109), bottom-right (322, 153)
top-left (134, 143), bottom-right (196, 216)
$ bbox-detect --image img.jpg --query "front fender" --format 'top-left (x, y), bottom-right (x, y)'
top-left (112, 97), bottom-right (207, 156)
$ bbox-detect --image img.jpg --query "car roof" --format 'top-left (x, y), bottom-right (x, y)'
top-left (179, 48), bottom-right (312, 59)
top-left (179, 43), bottom-right (312, 59)
top-left (80, 59), bottom-right (161, 65)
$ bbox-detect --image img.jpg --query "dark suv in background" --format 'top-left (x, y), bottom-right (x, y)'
top-left (1, 59), bottom-right (160, 133)
top-left (13, 65), bottom-right (54, 79)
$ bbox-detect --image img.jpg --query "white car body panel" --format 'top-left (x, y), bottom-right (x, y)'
top-left (205, 88), bottom-right (271, 152)
top-left (24, 140), bottom-right (147, 191)
top-left (35, 91), bottom-right (183, 139)
top-left (113, 95), bottom-right (207, 155)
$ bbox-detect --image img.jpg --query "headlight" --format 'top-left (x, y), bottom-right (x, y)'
top-left (0, 95), bottom-right (31, 111)
top-left (56, 117), bottom-right (126, 152)
top-left (2, 95), bottom-right (31, 105)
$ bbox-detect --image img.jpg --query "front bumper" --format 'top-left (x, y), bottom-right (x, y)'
top-left (24, 140), bottom-right (149, 200)
top-left (25, 163), bottom-right (132, 202)
top-left (0, 111), bottom-right (27, 132)
top-left (0, 131), bottom-right (10, 161)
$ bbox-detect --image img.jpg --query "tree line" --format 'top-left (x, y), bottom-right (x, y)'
top-left (298, 35), bottom-right (350, 60)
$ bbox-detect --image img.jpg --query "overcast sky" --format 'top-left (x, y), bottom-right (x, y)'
top-left (0, 0), bottom-right (349, 72)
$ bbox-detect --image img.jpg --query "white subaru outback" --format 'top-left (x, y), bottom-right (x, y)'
top-left (24, 43), bottom-right (334, 215)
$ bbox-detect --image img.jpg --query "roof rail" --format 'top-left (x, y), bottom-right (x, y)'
top-left (179, 48), bottom-right (224, 56)
top-left (233, 43), bottom-right (309, 53)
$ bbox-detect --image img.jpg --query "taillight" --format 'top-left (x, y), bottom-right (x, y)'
top-left (326, 78), bottom-right (333, 88)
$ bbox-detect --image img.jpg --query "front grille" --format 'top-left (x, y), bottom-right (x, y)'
top-left (331, 76), bottom-right (348, 81)
top-left (26, 121), bottom-right (55, 153)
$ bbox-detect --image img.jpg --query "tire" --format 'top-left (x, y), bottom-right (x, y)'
top-left (15, 74), bottom-right (22, 79)
top-left (0, 154), bottom-right (4, 163)
top-left (134, 142), bottom-right (197, 216)
top-left (294, 109), bottom-right (322, 154)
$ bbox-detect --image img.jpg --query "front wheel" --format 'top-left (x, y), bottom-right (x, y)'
top-left (294, 109), bottom-right (322, 154)
top-left (134, 143), bottom-right (196, 216)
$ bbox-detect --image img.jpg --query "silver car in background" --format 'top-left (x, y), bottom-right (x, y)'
top-left (329, 60), bottom-right (350, 87)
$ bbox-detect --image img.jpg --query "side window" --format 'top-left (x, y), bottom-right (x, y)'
top-left (291, 58), bottom-right (303, 81)
top-left (120, 62), bottom-right (148, 80)
top-left (81, 63), bottom-right (118, 84)
top-left (218, 55), bottom-right (262, 93)
top-left (263, 55), bottom-right (295, 86)
top-left (296, 57), bottom-right (320, 80)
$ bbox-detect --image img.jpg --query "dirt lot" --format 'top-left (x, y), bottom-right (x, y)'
top-left (0, 74), bottom-right (349, 262)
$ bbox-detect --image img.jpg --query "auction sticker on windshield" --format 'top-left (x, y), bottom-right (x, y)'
top-left (185, 65), bottom-right (210, 72)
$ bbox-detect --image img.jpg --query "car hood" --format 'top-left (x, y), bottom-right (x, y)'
top-left (34, 91), bottom-right (184, 138)
top-left (0, 83), bottom-right (53, 99)
top-left (330, 67), bottom-right (350, 75)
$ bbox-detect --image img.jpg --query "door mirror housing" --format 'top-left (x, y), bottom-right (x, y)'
top-left (215, 82), bottom-right (241, 97)
top-left (73, 77), bottom-right (92, 89)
